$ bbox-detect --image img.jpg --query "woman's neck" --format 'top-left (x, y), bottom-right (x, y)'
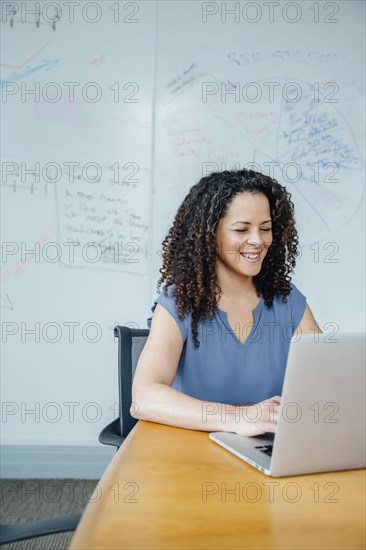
top-left (216, 266), bottom-right (257, 300)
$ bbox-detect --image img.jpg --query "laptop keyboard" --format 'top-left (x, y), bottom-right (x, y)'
top-left (254, 444), bottom-right (273, 456)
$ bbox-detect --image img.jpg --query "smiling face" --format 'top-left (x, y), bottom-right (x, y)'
top-left (215, 192), bottom-right (273, 282)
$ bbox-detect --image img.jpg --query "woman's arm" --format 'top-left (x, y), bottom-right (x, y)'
top-left (298, 303), bottom-right (323, 334)
top-left (131, 304), bottom-right (279, 436)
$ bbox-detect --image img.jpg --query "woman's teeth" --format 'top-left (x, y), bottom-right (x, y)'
top-left (240, 252), bottom-right (260, 262)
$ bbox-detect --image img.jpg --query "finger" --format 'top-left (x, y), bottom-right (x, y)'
top-left (265, 411), bottom-right (279, 424)
top-left (261, 422), bottom-right (277, 433)
top-left (269, 395), bottom-right (281, 403)
top-left (261, 396), bottom-right (281, 408)
top-left (261, 403), bottom-right (280, 421)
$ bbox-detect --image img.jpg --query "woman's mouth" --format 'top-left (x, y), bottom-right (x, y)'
top-left (240, 252), bottom-right (261, 263)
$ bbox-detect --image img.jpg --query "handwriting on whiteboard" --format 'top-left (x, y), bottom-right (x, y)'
top-left (55, 165), bottom-right (149, 273)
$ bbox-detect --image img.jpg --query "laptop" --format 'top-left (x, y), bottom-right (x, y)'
top-left (209, 332), bottom-right (366, 477)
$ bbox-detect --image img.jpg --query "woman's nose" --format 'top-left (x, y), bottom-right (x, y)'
top-left (246, 231), bottom-right (262, 246)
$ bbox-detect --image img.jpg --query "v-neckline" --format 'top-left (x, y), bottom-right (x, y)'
top-left (216, 296), bottom-right (264, 347)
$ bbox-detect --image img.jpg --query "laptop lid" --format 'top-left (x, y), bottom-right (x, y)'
top-left (209, 332), bottom-right (366, 477)
top-left (270, 332), bottom-right (366, 476)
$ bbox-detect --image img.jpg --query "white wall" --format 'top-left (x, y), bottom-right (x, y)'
top-left (1, 1), bottom-right (365, 463)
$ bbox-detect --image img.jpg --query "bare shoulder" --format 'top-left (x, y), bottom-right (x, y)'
top-left (148, 303), bottom-right (185, 348)
top-left (132, 303), bottom-right (184, 390)
top-left (298, 303), bottom-right (322, 334)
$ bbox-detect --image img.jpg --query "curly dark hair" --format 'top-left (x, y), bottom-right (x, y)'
top-left (157, 169), bottom-right (299, 348)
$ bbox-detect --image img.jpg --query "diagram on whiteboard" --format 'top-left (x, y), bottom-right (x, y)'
top-left (157, 51), bottom-right (364, 247)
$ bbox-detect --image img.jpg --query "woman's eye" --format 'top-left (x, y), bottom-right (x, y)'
top-left (235, 228), bottom-right (272, 232)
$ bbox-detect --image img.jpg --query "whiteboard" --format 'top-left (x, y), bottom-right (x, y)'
top-left (1, 0), bottom-right (365, 446)
top-left (151, 0), bottom-right (365, 331)
top-left (1, 0), bottom-right (155, 444)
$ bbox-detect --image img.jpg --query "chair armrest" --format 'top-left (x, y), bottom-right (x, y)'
top-left (98, 418), bottom-right (124, 448)
top-left (0, 514), bottom-right (82, 544)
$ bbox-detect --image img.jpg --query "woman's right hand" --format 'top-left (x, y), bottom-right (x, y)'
top-left (229, 395), bottom-right (281, 436)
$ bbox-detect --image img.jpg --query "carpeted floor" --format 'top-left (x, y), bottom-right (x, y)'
top-left (0, 479), bottom-right (98, 550)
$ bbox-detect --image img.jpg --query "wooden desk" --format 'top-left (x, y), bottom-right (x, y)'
top-left (70, 421), bottom-right (366, 549)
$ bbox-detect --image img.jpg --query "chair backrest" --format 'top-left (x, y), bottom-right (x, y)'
top-left (114, 326), bottom-right (149, 438)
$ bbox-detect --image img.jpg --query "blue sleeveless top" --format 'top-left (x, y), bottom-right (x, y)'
top-left (147, 283), bottom-right (306, 405)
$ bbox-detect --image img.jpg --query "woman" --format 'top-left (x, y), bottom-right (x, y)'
top-left (131, 169), bottom-right (321, 436)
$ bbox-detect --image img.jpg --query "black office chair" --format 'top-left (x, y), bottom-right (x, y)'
top-left (0, 514), bottom-right (82, 544)
top-left (99, 326), bottom-right (149, 450)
